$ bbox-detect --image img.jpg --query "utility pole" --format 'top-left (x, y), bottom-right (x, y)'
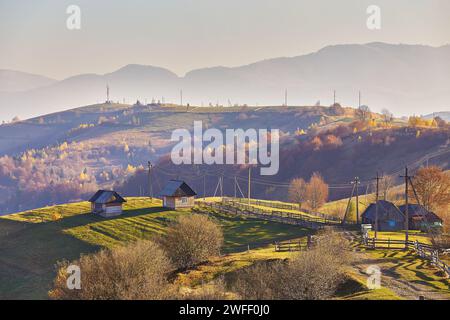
top-left (248, 166), bottom-right (252, 205)
top-left (351, 177), bottom-right (361, 224)
top-left (358, 90), bottom-right (361, 108)
top-left (203, 173), bottom-right (206, 201)
top-left (333, 90), bottom-right (336, 105)
top-left (400, 167), bottom-right (411, 248)
top-left (220, 175), bottom-right (224, 198)
top-left (147, 161), bottom-right (153, 202)
top-left (373, 172), bottom-right (382, 238)
top-left (234, 176), bottom-right (237, 199)
top-left (106, 84), bottom-right (110, 103)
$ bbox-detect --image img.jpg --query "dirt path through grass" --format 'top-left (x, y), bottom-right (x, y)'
top-left (345, 232), bottom-right (450, 300)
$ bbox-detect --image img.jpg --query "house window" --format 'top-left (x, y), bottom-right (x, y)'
top-left (181, 197), bottom-right (188, 204)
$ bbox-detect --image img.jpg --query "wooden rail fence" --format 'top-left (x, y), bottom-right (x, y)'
top-left (198, 201), bottom-right (334, 230)
top-left (224, 197), bottom-right (342, 224)
top-left (362, 235), bottom-right (450, 277)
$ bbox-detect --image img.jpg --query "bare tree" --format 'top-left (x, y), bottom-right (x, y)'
top-left (356, 105), bottom-right (371, 122)
top-left (160, 214), bottom-right (223, 269)
top-left (381, 108), bottom-right (393, 125)
top-left (380, 175), bottom-right (394, 201)
top-left (306, 172), bottom-right (329, 210)
top-left (288, 178), bottom-right (307, 209)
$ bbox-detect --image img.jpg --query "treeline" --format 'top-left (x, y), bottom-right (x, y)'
top-left (0, 139), bottom-right (151, 213)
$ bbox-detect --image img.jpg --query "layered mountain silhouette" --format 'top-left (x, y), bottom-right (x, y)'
top-left (1, 42), bottom-right (449, 121)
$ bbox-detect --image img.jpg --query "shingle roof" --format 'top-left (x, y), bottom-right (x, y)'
top-left (398, 204), bottom-right (443, 223)
top-left (89, 190), bottom-right (126, 204)
top-left (159, 180), bottom-right (197, 197)
top-left (362, 200), bottom-right (404, 221)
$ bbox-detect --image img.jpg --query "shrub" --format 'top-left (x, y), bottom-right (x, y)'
top-left (160, 214), bottom-right (224, 270)
top-left (49, 240), bottom-right (174, 300)
top-left (231, 229), bottom-right (352, 300)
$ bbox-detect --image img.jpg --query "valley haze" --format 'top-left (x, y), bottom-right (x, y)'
top-left (1, 42), bottom-right (450, 122)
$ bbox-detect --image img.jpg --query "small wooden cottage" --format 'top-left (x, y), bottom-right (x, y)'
top-left (398, 204), bottom-right (443, 231)
top-left (159, 180), bottom-right (197, 209)
top-left (89, 190), bottom-right (126, 218)
top-left (361, 200), bottom-right (405, 231)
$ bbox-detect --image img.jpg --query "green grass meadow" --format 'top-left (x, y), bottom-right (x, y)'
top-left (0, 198), bottom-right (307, 299)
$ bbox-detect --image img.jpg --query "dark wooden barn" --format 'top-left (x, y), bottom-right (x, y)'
top-left (398, 204), bottom-right (443, 231)
top-left (361, 200), bottom-right (405, 231)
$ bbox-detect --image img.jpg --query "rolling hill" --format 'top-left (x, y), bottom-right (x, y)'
top-left (0, 198), bottom-right (307, 299)
top-left (0, 69), bottom-right (56, 93)
top-left (0, 101), bottom-right (448, 214)
top-left (1, 42), bottom-right (450, 122)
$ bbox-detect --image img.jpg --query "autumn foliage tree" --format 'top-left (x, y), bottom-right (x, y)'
top-left (288, 178), bottom-right (307, 209)
top-left (411, 166), bottom-right (450, 211)
top-left (306, 172), bottom-right (329, 210)
top-left (288, 173), bottom-right (329, 210)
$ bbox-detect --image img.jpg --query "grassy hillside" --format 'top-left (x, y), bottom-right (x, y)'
top-left (0, 198), bottom-right (308, 299)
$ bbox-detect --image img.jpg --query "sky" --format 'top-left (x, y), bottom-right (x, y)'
top-left (0, 0), bottom-right (450, 79)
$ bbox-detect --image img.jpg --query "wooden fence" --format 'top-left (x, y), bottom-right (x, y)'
top-left (220, 198), bottom-right (341, 226)
top-left (362, 235), bottom-right (450, 277)
top-left (198, 201), bottom-right (329, 230)
top-left (224, 197), bottom-right (342, 224)
top-left (274, 237), bottom-right (313, 252)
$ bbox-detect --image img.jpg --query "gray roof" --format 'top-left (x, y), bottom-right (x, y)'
top-left (398, 204), bottom-right (443, 223)
top-left (159, 180), bottom-right (197, 197)
top-left (362, 200), bottom-right (404, 221)
top-left (89, 190), bottom-right (126, 204)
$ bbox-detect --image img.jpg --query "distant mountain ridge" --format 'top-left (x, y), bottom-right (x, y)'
top-left (0, 70), bottom-right (56, 93)
top-left (1, 42), bottom-right (449, 121)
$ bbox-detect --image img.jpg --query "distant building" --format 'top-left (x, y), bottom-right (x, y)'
top-left (89, 190), bottom-right (126, 217)
top-left (398, 204), bottom-right (443, 231)
top-left (159, 180), bottom-right (197, 209)
top-left (361, 200), bottom-right (405, 231)
top-left (361, 200), bottom-right (443, 232)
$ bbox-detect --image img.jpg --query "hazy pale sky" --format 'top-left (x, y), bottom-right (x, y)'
top-left (1, 0), bottom-right (449, 79)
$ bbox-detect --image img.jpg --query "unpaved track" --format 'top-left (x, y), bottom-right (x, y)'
top-left (344, 231), bottom-right (450, 300)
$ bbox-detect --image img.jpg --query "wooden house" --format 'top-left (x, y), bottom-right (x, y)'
top-left (361, 200), bottom-right (405, 231)
top-left (159, 180), bottom-right (196, 209)
top-left (89, 190), bottom-right (126, 218)
top-left (398, 204), bottom-right (443, 231)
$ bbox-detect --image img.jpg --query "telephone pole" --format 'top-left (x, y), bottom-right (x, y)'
top-left (333, 90), bottom-right (336, 105)
top-left (203, 173), bottom-right (206, 201)
top-left (400, 167), bottom-right (411, 247)
top-left (351, 177), bottom-right (361, 224)
top-left (373, 172), bottom-right (382, 238)
top-left (147, 161), bottom-right (153, 202)
top-left (248, 166), bottom-right (252, 205)
top-left (284, 89), bottom-right (288, 106)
